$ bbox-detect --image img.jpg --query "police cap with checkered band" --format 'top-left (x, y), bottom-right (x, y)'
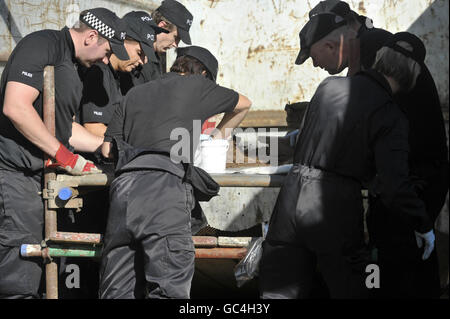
top-left (157, 0), bottom-right (193, 45)
top-left (122, 11), bottom-right (169, 62)
top-left (80, 8), bottom-right (129, 60)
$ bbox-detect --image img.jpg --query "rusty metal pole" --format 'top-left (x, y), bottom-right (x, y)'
top-left (43, 65), bottom-right (58, 299)
top-left (211, 173), bottom-right (285, 187)
top-left (54, 171), bottom-right (285, 187)
top-left (195, 248), bottom-right (248, 259)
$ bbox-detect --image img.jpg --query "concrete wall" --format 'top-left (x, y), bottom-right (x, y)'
top-left (1, 0), bottom-right (449, 109)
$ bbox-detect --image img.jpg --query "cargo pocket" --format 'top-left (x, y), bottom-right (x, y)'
top-left (0, 175), bottom-right (13, 232)
top-left (157, 236), bottom-right (195, 298)
top-left (166, 236), bottom-right (195, 269)
top-left (0, 173), bottom-right (42, 246)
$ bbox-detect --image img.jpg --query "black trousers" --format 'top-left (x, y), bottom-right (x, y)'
top-left (259, 240), bottom-right (369, 299)
top-left (367, 162), bottom-right (448, 298)
top-left (99, 170), bottom-right (195, 299)
top-left (260, 165), bottom-right (370, 299)
top-left (0, 169), bottom-right (44, 298)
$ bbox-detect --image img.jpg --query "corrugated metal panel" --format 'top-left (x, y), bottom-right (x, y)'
top-left (1, 0), bottom-right (448, 106)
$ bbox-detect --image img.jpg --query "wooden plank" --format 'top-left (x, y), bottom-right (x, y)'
top-left (238, 110), bottom-right (287, 128)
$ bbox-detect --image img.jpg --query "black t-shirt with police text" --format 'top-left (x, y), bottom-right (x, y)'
top-left (0, 27), bottom-right (82, 171)
top-left (80, 62), bottom-right (122, 125)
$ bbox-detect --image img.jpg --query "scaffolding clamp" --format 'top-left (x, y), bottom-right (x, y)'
top-left (40, 240), bottom-right (53, 264)
top-left (45, 180), bottom-right (83, 210)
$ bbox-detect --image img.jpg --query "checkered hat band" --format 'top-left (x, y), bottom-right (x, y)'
top-left (83, 12), bottom-right (115, 39)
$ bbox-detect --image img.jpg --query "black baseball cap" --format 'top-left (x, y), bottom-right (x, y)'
top-left (384, 32), bottom-right (426, 64)
top-left (80, 8), bottom-right (129, 60)
top-left (309, 0), bottom-right (351, 18)
top-left (122, 11), bottom-right (169, 62)
top-left (157, 0), bottom-right (193, 45)
top-left (176, 46), bottom-right (218, 81)
top-left (295, 13), bottom-right (347, 65)
top-left (309, 0), bottom-right (374, 30)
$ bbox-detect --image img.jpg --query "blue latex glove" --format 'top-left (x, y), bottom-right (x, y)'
top-left (285, 129), bottom-right (299, 147)
top-left (414, 230), bottom-right (435, 260)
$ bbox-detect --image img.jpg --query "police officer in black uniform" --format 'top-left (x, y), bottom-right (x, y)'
top-left (59, 11), bottom-right (170, 299)
top-left (98, 46), bottom-right (252, 299)
top-left (81, 11), bottom-right (169, 137)
top-left (260, 26), bottom-right (435, 299)
top-left (301, 1), bottom-right (449, 298)
top-left (0, 8), bottom-right (128, 299)
top-left (123, 0), bottom-right (194, 94)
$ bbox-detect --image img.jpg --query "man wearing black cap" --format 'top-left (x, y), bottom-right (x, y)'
top-left (81, 11), bottom-right (168, 137)
top-left (117, 10), bottom-right (174, 95)
top-left (260, 32), bottom-right (434, 299)
top-left (58, 10), bottom-right (171, 299)
top-left (154, 0), bottom-right (193, 47)
top-left (126, 0), bottom-right (194, 90)
top-left (300, 0), bottom-right (388, 75)
top-left (0, 7), bottom-right (128, 299)
top-left (98, 46), bottom-right (251, 299)
top-left (296, 1), bottom-right (448, 298)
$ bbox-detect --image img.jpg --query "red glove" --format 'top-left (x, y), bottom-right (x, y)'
top-left (46, 143), bottom-right (101, 175)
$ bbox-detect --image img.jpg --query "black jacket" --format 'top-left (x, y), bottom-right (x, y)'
top-left (293, 70), bottom-right (432, 233)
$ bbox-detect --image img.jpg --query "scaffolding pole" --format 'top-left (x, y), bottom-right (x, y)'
top-left (53, 171), bottom-right (285, 188)
top-left (43, 65), bottom-right (58, 299)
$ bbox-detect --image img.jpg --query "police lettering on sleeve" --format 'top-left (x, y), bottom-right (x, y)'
top-left (2, 31), bottom-right (56, 92)
top-left (0, 27), bottom-right (83, 171)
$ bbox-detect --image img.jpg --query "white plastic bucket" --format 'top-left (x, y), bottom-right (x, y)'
top-left (198, 139), bottom-right (229, 173)
top-left (194, 134), bottom-right (211, 167)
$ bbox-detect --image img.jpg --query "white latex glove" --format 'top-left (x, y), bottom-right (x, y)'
top-left (285, 129), bottom-right (299, 147)
top-left (200, 134), bottom-right (213, 141)
top-left (414, 230), bottom-right (435, 260)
